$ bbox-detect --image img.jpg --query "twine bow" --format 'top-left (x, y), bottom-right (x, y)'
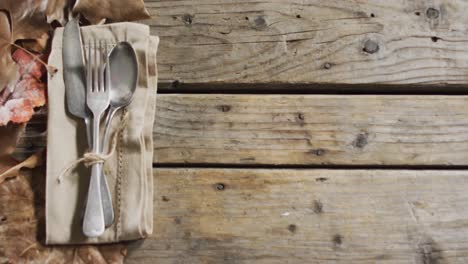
top-left (57, 113), bottom-right (128, 184)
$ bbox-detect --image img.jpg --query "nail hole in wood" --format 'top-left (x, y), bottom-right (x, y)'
top-left (323, 62), bottom-right (332, 69)
top-left (288, 224), bottom-right (297, 233)
top-left (353, 133), bottom-right (368, 148)
top-left (217, 105), bottom-right (231, 112)
top-left (313, 200), bottom-right (323, 214)
top-left (333, 234), bottom-right (343, 246)
top-left (310, 149), bottom-right (326, 156)
top-left (363, 40), bottom-right (379, 54)
top-left (297, 113), bottom-right (304, 121)
top-left (426, 8), bottom-right (440, 19)
top-left (215, 183), bottom-right (226, 191)
top-left (182, 14), bottom-right (194, 25)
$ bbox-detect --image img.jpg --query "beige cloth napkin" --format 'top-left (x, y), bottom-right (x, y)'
top-left (46, 22), bottom-right (158, 244)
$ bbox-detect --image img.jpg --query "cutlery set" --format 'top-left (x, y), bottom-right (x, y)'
top-left (63, 17), bottom-right (138, 237)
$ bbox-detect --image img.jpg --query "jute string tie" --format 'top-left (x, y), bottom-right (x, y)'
top-left (56, 113), bottom-right (128, 184)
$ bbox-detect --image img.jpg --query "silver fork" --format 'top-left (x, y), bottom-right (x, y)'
top-left (83, 40), bottom-right (110, 237)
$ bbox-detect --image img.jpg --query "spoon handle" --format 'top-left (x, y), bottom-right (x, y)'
top-left (100, 106), bottom-right (119, 226)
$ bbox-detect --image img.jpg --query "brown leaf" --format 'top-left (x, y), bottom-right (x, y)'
top-left (0, 162), bottom-right (127, 263)
top-left (0, 151), bottom-right (43, 184)
top-left (73, 0), bottom-right (150, 24)
top-left (0, 0), bottom-right (55, 92)
top-left (0, 11), bottom-right (18, 92)
top-left (46, 0), bottom-right (70, 26)
top-left (0, 0), bottom-right (65, 94)
top-left (0, 0), bottom-right (50, 42)
top-left (0, 49), bottom-right (47, 126)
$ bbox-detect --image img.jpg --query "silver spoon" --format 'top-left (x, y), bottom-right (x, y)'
top-left (100, 42), bottom-right (138, 227)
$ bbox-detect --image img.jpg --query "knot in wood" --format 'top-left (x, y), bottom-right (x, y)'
top-left (182, 14), bottom-right (194, 25)
top-left (254, 16), bottom-right (268, 30)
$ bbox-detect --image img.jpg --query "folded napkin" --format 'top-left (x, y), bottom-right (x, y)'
top-left (46, 22), bottom-right (158, 244)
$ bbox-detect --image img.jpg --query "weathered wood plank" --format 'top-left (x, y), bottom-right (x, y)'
top-left (127, 168), bottom-right (468, 263)
top-left (17, 95), bottom-right (468, 165)
top-left (154, 94), bottom-right (468, 165)
top-left (144, 0), bottom-right (468, 88)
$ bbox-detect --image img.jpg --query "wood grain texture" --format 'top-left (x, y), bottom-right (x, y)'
top-left (17, 95), bottom-right (468, 165)
top-left (144, 0), bottom-right (468, 87)
top-left (154, 94), bottom-right (468, 165)
top-left (127, 168), bottom-right (468, 263)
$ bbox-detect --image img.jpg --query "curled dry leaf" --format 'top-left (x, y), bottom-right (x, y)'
top-left (46, 0), bottom-right (69, 26)
top-left (0, 161), bottom-right (127, 263)
top-left (0, 0), bottom-right (66, 91)
top-left (0, 0), bottom-right (50, 42)
top-left (0, 0), bottom-right (49, 92)
top-left (0, 12), bottom-right (18, 92)
top-left (73, 0), bottom-right (150, 24)
top-left (0, 49), bottom-right (47, 126)
top-left (0, 150), bottom-right (43, 184)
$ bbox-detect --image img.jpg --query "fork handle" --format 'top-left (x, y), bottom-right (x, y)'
top-left (83, 116), bottom-right (105, 237)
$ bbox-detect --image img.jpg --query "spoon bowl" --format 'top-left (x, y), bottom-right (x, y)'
top-left (109, 42), bottom-right (138, 107)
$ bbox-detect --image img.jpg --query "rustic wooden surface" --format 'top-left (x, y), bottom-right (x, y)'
top-left (126, 168), bottom-right (468, 264)
top-left (144, 0), bottom-right (468, 89)
top-left (18, 95), bottom-right (468, 165)
top-left (11, 1), bottom-right (468, 263)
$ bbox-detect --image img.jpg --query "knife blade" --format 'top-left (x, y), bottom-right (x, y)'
top-left (63, 16), bottom-right (87, 125)
top-left (62, 17), bottom-right (115, 229)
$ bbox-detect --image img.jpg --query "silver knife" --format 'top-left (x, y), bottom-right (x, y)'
top-left (62, 16), bottom-right (115, 228)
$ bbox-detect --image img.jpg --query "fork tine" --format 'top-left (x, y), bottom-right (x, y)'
top-left (94, 39), bottom-right (99, 92)
top-left (105, 42), bottom-right (110, 93)
top-left (87, 39), bottom-right (92, 94)
top-left (99, 40), bottom-right (105, 92)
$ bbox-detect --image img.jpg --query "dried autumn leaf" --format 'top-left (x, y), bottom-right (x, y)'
top-left (0, 0), bottom-right (66, 91)
top-left (73, 0), bottom-right (150, 24)
top-left (0, 11), bottom-right (18, 92)
top-left (46, 0), bottom-right (69, 26)
top-left (0, 49), bottom-right (47, 126)
top-left (0, 150), bottom-right (42, 184)
top-left (0, 0), bottom-right (50, 42)
top-left (0, 164), bottom-right (127, 263)
top-left (0, 98), bottom-right (34, 125)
